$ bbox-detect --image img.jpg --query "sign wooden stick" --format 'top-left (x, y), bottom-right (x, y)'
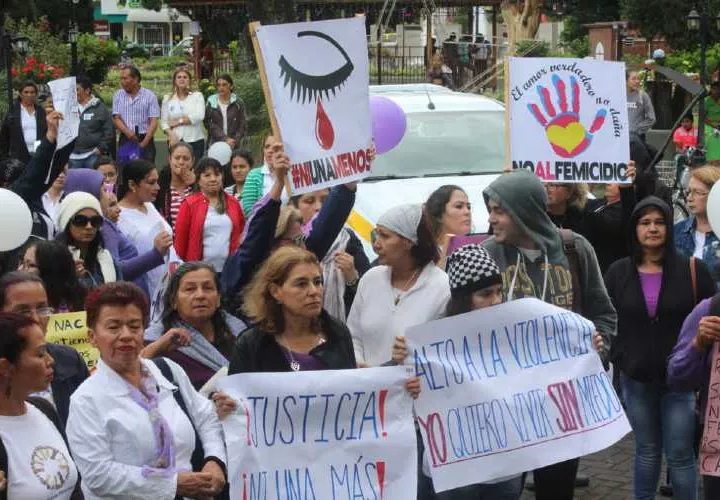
top-left (504, 57), bottom-right (511, 172)
top-left (249, 21), bottom-right (293, 197)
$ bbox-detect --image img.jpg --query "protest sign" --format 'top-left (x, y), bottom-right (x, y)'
top-left (253, 17), bottom-right (372, 195)
top-left (45, 311), bottom-right (99, 371)
top-left (507, 57), bottom-right (630, 183)
top-left (218, 366), bottom-right (417, 500)
top-left (406, 298), bottom-right (631, 492)
top-left (700, 343), bottom-right (720, 476)
top-left (48, 77), bottom-right (80, 150)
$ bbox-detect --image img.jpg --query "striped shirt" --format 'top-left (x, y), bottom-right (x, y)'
top-left (169, 186), bottom-right (192, 228)
top-left (112, 87), bottom-right (160, 135)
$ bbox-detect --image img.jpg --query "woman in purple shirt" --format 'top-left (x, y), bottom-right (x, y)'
top-left (604, 196), bottom-right (715, 500)
top-left (668, 295), bottom-right (720, 499)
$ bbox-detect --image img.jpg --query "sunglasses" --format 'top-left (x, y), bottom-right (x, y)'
top-left (71, 214), bottom-right (104, 229)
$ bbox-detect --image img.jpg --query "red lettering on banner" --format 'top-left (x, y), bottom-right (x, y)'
top-left (417, 412), bottom-right (448, 466)
top-left (701, 343), bottom-right (720, 477)
top-left (547, 381), bottom-right (584, 433)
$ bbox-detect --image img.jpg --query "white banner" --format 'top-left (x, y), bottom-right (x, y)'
top-left (406, 298), bottom-right (631, 492)
top-left (508, 57), bottom-right (630, 183)
top-left (218, 366), bottom-right (417, 500)
top-left (256, 17), bottom-right (372, 195)
top-left (48, 77), bottom-right (80, 150)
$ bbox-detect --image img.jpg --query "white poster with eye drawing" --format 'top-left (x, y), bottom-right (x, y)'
top-left (507, 57), bottom-right (630, 184)
top-left (256, 17), bottom-right (372, 195)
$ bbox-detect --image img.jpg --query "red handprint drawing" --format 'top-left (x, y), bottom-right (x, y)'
top-left (527, 74), bottom-right (607, 158)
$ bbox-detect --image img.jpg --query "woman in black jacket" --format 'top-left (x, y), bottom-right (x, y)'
top-left (604, 196), bottom-right (716, 500)
top-left (0, 81), bottom-right (47, 163)
top-left (229, 246), bottom-right (358, 373)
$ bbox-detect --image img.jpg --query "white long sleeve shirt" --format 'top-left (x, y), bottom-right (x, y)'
top-left (66, 358), bottom-right (226, 500)
top-left (161, 91), bottom-right (206, 143)
top-left (347, 263), bottom-right (451, 366)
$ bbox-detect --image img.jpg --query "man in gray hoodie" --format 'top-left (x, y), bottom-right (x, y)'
top-left (69, 75), bottom-right (114, 169)
top-left (482, 169), bottom-right (617, 500)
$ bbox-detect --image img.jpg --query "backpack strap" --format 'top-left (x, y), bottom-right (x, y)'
top-left (559, 228), bottom-right (583, 314)
top-left (151, 358), bottom-right (206, 473)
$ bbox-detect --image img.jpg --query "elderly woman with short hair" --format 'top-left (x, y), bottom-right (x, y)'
top-left (66, 282), bottom-right (227, 500)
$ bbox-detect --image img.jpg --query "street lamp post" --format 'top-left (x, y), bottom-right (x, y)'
top-left (70, 0), bottom-right (80, 76)
top-left (687, 6), bottom-right (720, 147)
top-left (2, 33), bottom-right (30, 110)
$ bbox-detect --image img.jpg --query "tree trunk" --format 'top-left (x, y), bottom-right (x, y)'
top-left (500, 0), bottom-right (543, 55)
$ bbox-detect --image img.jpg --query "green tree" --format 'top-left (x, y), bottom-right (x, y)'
top-left (8, 0), bottom-right (94, 34)
top-left (622, 0), bottom-right (720, 50)
top-left (558, 0), bottom-right (621, 56)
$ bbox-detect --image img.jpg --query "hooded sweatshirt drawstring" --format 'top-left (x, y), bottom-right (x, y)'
top-left (507, 251), bottom-right (550, 301)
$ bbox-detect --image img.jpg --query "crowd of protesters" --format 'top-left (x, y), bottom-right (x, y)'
top-left (0, 63), bottom-right (720, 500)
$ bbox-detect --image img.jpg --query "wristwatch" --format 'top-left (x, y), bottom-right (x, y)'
top-left (345, 276), bottom-right (359, 287)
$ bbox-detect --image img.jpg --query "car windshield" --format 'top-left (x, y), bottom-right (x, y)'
top-left (369, 109), bottom-right (506, 178)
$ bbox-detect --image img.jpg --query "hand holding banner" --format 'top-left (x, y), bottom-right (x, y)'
top-left (218, 366), bottom-right (417, 500)
top-left (508, 58), bottom-right (630, 184)
top-left (406, 298), bottom-right (631, 492)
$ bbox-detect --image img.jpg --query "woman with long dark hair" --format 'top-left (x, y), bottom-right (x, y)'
top-left (161, 68), bottom-right (206, 160)
top-left (17, 239), bottom-right (86, 312)
top-left (55, 192), bottom-right (118, 289)
top-left (143, 262), bottom-right (246, 389)
top-left (605, 196), bottom-right (716, 499)
top-left (155, 141), bottom-right (196, 228)
top-left (174, 157), bottom-right (244, 273)
top-left (117, 159), bottom-right (174, 296)
top-left (0, 80), bottom-right (47, 163)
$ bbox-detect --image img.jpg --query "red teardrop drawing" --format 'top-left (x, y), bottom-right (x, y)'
top-left (315, 98), bottom-right (335, 150)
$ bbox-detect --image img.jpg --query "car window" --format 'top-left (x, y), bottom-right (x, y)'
top-left (369, 110), bottom-right (505, 178)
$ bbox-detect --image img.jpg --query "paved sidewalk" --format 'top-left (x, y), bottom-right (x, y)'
top-left (520, 434), bottom-right (677, 500)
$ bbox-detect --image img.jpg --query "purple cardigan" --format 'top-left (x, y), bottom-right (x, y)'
top-left (668, 297), bottom-right (714, 413)
top-left (101, 219), bottom-right (165, 294)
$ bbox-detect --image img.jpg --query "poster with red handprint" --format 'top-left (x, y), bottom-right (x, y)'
top-left (508, 57), bottom-right (630, 183)
top-left (256, 17), bottom-right (372, 195)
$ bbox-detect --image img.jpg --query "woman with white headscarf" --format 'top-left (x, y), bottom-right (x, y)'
top-left (347, 204), bottom-right (450, 367)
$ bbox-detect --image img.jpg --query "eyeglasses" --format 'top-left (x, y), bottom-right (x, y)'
top-left (686, 189), bottom-right (709, 198)
top-left (71, 214), bottom-right (104, 229)
top-left (13, 306), bottom-right (55, 318)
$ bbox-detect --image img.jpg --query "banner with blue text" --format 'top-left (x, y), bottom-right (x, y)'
top-left (218, 366), bottom-right (417, 500)
top-left (406, 298), bottom-right (631, 492)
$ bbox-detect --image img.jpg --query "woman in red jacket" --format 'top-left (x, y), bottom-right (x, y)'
top-left (174, 157), bottom-right (245, 273)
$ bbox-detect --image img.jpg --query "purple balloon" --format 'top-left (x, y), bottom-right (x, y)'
top-left (370, 96), bottom-right (407, 155)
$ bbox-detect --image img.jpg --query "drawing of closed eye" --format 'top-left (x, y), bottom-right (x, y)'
top-left (279, 30), bottom-right (354, 104)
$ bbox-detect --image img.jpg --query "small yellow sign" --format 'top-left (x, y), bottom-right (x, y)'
top-left (46, 311), bottom-right (99, 371)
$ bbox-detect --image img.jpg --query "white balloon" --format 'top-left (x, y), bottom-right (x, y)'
top-left (0, 189), bottom-right (32, 252)
top-left (708, 181), bottom-right (720, 236)
top-left (207, 142), bottom-right (233, 166)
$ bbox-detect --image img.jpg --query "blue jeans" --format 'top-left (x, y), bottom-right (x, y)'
top-left (621, 373), bottom-right (697, 500)
top-left (69, 152), bottom-right (98, 169)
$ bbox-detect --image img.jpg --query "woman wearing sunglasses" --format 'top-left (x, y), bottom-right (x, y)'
top-left (56, 192), bottom-right (119, 289)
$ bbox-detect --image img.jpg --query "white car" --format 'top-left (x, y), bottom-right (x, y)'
top-left (350, 84), bottom-right (506, 256)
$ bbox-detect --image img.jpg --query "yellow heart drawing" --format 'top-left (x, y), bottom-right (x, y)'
top-left (546, 122), bottom-right (586, 154)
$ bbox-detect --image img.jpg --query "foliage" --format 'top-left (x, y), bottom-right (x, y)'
top-left (142, 56), bottom-right (189, 72)
top-left (621, 0), bottom-right (720, 50)
top-left (11, 56), bottom-right (65, 85)
top-left (664, 44), bottom-right (720, 75)
top-left (7, 0), bottom-right (94, 34)
top-left (0, 71), bottom-right (8, 119)
top-left (561, 35), bottom-right (590, 58)
top-left (558, 1), bottom-right (621, 47)
top-left (233, 71), bottom-right (270, 137)
top-left (516, 40), bottom-right (550, 57)
top-left (77, 34), bottom-right (121, 84)
top-left (4, 17), bottom-right (69, 70)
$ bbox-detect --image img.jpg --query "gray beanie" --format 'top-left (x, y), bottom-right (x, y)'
top-left (377, 204), bottom-right (423, 244)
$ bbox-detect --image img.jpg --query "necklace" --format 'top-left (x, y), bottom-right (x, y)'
top-left (279, 334), bottom-right (326, 372)
top-left (394, 268), bottom-right (420, 306)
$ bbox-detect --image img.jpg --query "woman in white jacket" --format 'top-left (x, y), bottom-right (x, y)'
top-left (161, 68), bottom-right (206, 162)
top-left (66, 282), bottom-right (227, 500)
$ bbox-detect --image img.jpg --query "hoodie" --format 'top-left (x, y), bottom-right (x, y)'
top-left (482, 170), bottom-right (617, 350)
top-left (604, 196), bottom-right (716, 383)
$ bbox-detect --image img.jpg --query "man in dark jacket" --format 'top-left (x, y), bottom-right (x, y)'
top-left (69, 75), bottom-right (114, 169)
top-left (482, 170), bottom-right (617, 500)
